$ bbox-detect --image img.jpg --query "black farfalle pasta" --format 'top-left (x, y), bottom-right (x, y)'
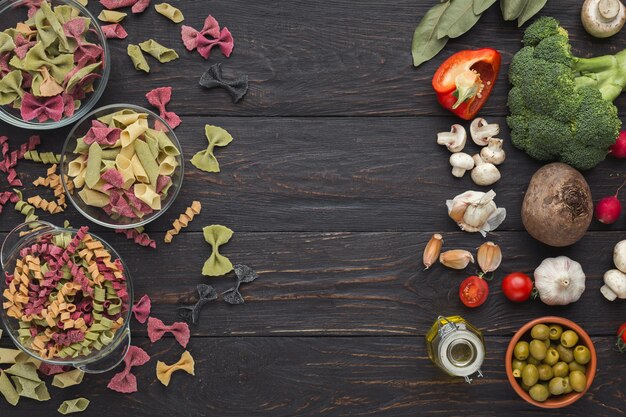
top-left (177, 284), bottom-right (218, 324)
top-left (199, 64), bottom-right (249, 103)
top-left (222, 264), bottom-right (259, 305)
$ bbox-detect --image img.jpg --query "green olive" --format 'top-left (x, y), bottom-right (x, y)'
top-left (512, 359), bottom-right (527, 372)
top-left (530, 339), bottom-right (547, 361)
top-left (574, 345), bottom-right (591, 365)
top-left (549, 324), bottom-right (563, 341)
top-left (520, 381), bottom-right (531, 392)
top-left (569, 361), bottom-right (586, 373)
top-left (556, 345), bottom-right (574, 363)
top-left (563, 376), bottom-right (574, 394)
top-left (569, 370), bottom-right (587, 393)
top-left (531, 324), bottom-right (550, 340)
top-left (537, 364), bottom-right (554, 381)
top-left (543, 338), bottom-right (551, 349)
top-left (528, 356), bottom-right (540, 365)
top-left (548, 376), bottom-right (567, 395)
top-left (514, 341), bottom-right (530, 361)
top-left (522, 364), bottom-right (539, 386)
top-left (552, 361), bottom-right (569, 378)
top-left (561, 330), bottom-right (579, 348)
top-left (544, 347), bottom-right (559, 366)
top-left (529, 384), bottom-right (550, 402)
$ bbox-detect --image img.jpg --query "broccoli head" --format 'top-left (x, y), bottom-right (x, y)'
top-left (507, 17), bottom-right (625, 170)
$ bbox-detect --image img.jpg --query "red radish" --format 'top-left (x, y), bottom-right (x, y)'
top-left (596, 178), bottom-right (626, 224)
top-left (610, 131), bottom-right (626, 158)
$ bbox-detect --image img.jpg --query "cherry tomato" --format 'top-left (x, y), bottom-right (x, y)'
top-left (459, 276), bottom-right (489, 308)
top-left (501, 272), bottom-right (533, 302)
top-left (618, 323), bottom-right (626, 353)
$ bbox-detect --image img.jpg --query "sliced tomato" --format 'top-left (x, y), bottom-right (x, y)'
top-left (501, 272), bottom-right (533, 303)
top-left (459, 275), bottom-right (489, 308)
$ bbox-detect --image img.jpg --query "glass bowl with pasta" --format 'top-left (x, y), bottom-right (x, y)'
top-left (0, 221), bottom-right (133, 373)
top-left (0, 0), bottom-right (110, 129)
top-left (60, 103), bottom-right (184, 229)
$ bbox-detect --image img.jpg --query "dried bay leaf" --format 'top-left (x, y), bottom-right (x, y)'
top-left (473, 0), bottom-right (498, 15)
top-left (501, 0), bottom-right (526, 21)
top-left (517, 0), bottom-right (548, 26)
top-left (411, 1), bottom-right (450, 68)
top-left (436, 0), bottom-right (482, 39)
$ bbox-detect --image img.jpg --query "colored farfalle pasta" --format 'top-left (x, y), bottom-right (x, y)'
top-left (164, 201), bottom-right (201, 243)
top-left (202, 224), bottom-right (233, 276)
top-left (1, 226), bottom-right (129, 361)
top-left (0, 1), bottom-right (105, 122)
top-left (156, 350), bottom-right (195, 386)
top-left (191, 125), bottom-right (233, 173)
top-left (66, 109), bottom-right (180, 221)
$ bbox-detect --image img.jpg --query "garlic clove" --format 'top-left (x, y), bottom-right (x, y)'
top-left (423, 233), bottom-right (443, 270)
top-left (439, 250), bottom-right (474, 269)
top-left (447, 190), bottom-right (506, 236)
top-left (477, 241), bottom-right (502, 273)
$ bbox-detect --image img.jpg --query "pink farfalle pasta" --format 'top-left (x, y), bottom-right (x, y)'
top-left (147, 317), bottom-right (189, 348)
top-left (131, 294), bottom-right (151, 323)
top-left (107, 345), bottom-right (150, 393)
top-left (0, 1), bottom-right (104, 122)
top-left (180, 15), bottom-right (234, 59)
top-left (145, 87), bottom-right (181, 130)
top-left (101, 24), bottom-right (128, 39)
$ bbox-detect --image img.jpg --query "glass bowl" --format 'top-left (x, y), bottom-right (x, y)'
top-left (505, 316), bottom-right (597, 408)
top-left (0, 0), bottom-right (110, 129)
top-left (60, 103), bottom-right (184, 229)
top-left (0, 221), bottom-right (133, 373)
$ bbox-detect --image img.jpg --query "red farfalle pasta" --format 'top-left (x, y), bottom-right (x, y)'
top-left (83, 120), bottom-right (122, 145)
top-left (107, 345), bottom-right (150, 393)
top-left (181, 15), bottom-right (233, 59)
top-left (147, 317), bottom-right (190, 348)
top-left (101, 23), bottom-right (128, 39)
top-left (131, 294), bottom-right (151, 324)
top-left (63, 18), bottom-right (105, 64)
top-left (145, 87), bottom-right (181, 130)
top-left (20, 93), bottom-right (64, 122)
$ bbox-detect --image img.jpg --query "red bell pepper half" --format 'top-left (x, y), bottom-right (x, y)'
top-left (432, 48), bottom-right (501, 120)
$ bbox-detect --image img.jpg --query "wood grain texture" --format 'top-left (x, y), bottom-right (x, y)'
top-left (0, 336), bottom-right (623, 417)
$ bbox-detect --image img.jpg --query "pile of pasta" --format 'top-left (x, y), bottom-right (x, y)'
top-left (1, 226), bottom-right (129, 360)
top-left (0, 0), bottom-right (104, 122)
top-left (67, 109), bottom-right (180, 220)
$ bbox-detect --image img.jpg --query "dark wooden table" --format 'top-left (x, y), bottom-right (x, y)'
top-left (1, 1), bottom-right (626, 416)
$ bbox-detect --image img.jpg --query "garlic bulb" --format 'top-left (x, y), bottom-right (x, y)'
top-left (446, 190), bottom-right (506, 237)
top-left (534, 256), bottom-right (586, 305)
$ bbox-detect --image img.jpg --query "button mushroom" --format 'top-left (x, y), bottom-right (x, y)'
top-left (437, 124), bottom-right (467, 153)
top-left (471, 154), bottom-right (501, 186)
top-left (480, 137), bottom-right (506, 165)
top-left (581, 0), bottom-right (626, 38)
top-left (450, 152), bottom-right (474, 178)
top-left (470, 118), bottom-right (499, 146)
top-left (600, 269), bottom-right (626, 300)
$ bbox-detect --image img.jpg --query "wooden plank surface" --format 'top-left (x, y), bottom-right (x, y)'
top-left (1, 0), bottom-right (625, 416)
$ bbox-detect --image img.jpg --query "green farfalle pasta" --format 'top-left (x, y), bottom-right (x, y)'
top-left (191, 125), bottom-right (233, 173)
top-left (127, 44), bottom-right (150, 73)
top-left (58, 397), bottom-right (90, 415)
top-left (66, 62), bottom-right (101, 93)
top-left (0, 70), bottom-right (23, 105)
top-left (53, 5), bottom-right (81, 24)
top-left (11, 376), bottom-right (50, 401)
top-left (97, 10), bottom-right (127, 23)
top-left (39, 1), bottom-right (71, 52)
top-left (10, 42), bottom-right (74, 84)
top-left (202, 225), bottom-right (234, 276)
top-left (0, 370), bottom-right (19, 406)
top-left (155, 3), bottom-right (184, 23)
top-left (0, 32), bottom-right (15, 53)
top-left (139, 39), bottom-right (179, 63)
top-left (23, 150), bottom-right (61, 164)
top-left (52, 369), bottom-right (84, 388)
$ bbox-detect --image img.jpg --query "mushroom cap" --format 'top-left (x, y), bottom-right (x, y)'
top-left (450, 152), bottom-right (474, 169)
top-left (613, 239), bottom-right (626, 273)
top-left (582, 0), bottom-right (626, 38)
top-left (603, 269), bottom-right (626, 299)
top-left (471, 162), bottom-right (501, 186)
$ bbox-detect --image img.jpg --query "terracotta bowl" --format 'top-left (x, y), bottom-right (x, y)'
top-left (505, 316), bottom-right (596, 408)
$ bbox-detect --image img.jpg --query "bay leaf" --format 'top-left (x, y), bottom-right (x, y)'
top-left (436, 0), bottom-right (482, 39)
top-left (411, 1), bottom-right (450, 68)
top-left (500, 0), bottom-right (526, 21)
top-left (473, 0), bottom-right (498, 15)
top-left (517, 0), bottom-right (548, 26)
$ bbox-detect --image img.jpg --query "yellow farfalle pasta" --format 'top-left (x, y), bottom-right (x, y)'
top-left (156, 350), bottom-right (195, 386)
top-left (164, 201), bottom-right (201, 243)
top-left (155, 3), bottom-right (184, 23)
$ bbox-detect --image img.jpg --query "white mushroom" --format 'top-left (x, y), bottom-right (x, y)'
top-left (471, 154), bottom-right (501, 186)
top-left (470, 118), bottom-right (499, 146)
top-left (600, 269), bottom-right (626, 300)
top-left (480, 138), bottom-right (506, 165)
top-left (449, 153), bottom-right (474, 178)
top-left (581, 0), bottom-right (626, 38)
top-left (437, 124), bottom-right (467, 153)
top-left (613, 239), bottom-right (626, 273)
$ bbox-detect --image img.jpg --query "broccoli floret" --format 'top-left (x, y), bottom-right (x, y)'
top-left (507, 16), bottom-right (625, 170)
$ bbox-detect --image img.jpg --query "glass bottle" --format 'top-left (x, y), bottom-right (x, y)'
top-left (426, 315), bottom-right (485, 383)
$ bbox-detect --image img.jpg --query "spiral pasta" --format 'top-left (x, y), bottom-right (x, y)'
top-left (13, 190), bottom-right (38, 223)
top-left (164, 201), bottom-right (201, 243)
top-left (27, 196), bottom-right (63, 214)
top-left (31, 164), bottom-right (70, 211)
top-left (23, 150), bottom-right (61, 165)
